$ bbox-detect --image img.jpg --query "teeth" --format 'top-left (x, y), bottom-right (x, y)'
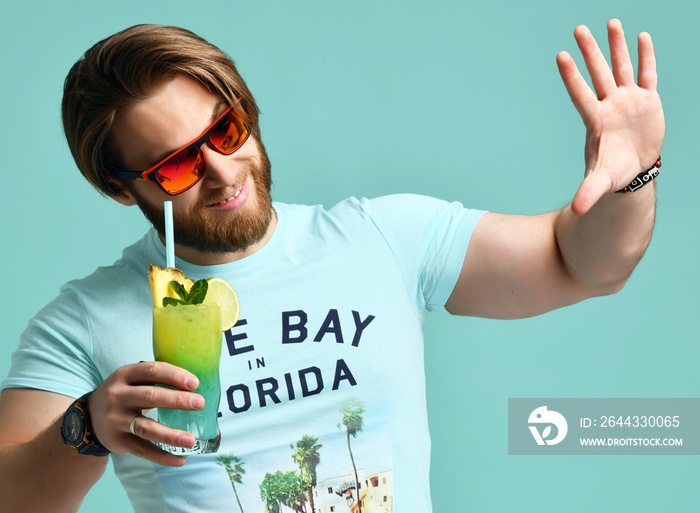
top-left (213, 184), bottom-right (243, 206)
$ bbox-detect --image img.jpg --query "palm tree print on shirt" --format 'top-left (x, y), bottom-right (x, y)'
top-left (338, 399), bottom-right (366, 513)
top-left (292, 434), bottom-right (323, 513)
top-left (216, 452), bottom-right (246, 513)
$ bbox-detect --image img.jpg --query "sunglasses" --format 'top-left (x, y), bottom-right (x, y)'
top-left (106, 98), bottom-right (251, 195)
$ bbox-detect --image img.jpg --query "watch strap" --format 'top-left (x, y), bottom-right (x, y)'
top-left (61, 392), bottom-right (111, 457)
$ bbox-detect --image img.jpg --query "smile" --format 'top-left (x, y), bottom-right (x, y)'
top-left (205, 179), bottom-right (250, 211)
top-left (211, 184), bottom-right (244, 206)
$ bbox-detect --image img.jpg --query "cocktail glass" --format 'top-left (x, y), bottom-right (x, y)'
top-left (153, 303), bottom-right (222, 454)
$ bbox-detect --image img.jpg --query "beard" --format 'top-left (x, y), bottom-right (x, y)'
top-left (131, 143), bottom-right (274, 254)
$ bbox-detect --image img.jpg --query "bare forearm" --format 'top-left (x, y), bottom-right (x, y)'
top-left (555, 182), bottom-right (656, 288)
top-left (0, 363), bottom-right (203, 513)
top-left (0, 416), bottom-right (107, 513)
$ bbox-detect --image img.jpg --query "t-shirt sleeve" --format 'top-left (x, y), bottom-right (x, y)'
top-left (358, 194), bottom-right (485, 315)
top-left (1, 285), bottom-right (103, 397)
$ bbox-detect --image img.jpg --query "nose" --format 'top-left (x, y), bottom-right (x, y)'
top-left (199, 144), bottom-right (241, 189)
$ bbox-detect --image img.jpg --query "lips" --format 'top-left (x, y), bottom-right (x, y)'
top-left (210, 184), bottom-right (243, 206)
top-left (205, 179), bottom-right (250, 211)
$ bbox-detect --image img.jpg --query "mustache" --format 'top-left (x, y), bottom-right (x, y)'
top-left (198, 160), bottom-right (257, 208)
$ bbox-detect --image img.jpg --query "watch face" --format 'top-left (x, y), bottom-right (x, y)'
top-left (62, 410), bottom-right (84, 445)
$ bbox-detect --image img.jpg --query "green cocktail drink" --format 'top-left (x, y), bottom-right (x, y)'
top-left (153, 303), bottom-right (222, 454)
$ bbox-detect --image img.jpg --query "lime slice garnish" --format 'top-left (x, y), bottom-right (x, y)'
top-left (203, 277), bottom-right (240, 331)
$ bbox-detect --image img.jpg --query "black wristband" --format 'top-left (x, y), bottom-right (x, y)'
top-left (615, 156), bottom-right (661, 193)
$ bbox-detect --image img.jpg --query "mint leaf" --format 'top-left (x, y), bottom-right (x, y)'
top-left (162, 279), bottom-right (207, 306)
top-left (162, 297), bottom-right (186, 307)
top-left (169, 281), bottom-right (188, 301)
top-left (187, 279), bottom-right (209, 305)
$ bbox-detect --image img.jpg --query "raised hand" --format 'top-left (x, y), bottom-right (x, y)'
top-left (556, 19), bottom-right (665, 215)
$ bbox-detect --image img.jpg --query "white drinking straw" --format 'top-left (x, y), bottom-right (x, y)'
top-left (164, 201), bottom-right (175, 269)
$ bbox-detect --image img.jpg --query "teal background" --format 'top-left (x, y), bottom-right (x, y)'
top-left (1, 0), bottom-right (697, 511)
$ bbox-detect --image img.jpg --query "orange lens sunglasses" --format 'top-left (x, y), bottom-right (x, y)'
top-left (106, 98), bottom-right (250, 195)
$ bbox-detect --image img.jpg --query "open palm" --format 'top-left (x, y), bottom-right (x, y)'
top-left (557, 19), bottom-right (665, 215)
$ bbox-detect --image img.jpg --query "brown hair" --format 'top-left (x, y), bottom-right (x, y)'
top-left (61, 24), bottom-right (260, 196)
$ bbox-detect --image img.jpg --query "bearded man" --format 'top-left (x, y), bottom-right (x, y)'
top-left (0, 19), bottom-right (664, 513)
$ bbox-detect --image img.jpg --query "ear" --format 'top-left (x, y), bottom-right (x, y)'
top-left (104, 175), bottom-right (137, 206)
top-left (110, 192), bottom-right (137, 206)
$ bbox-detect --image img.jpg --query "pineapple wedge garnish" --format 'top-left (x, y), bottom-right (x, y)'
top-left (148, 264), bottom-right (195, 307)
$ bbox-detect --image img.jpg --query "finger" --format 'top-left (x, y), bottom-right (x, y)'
top-left (127, 385), bottom-right (205, 412)
top-left (128, 434), bottom-right (189, 467)
top-left (574, 24), bottom-right (617, 99)
top-left (607, 19), bottom-right (635, 87)
top-left (129, 415), bottom-right (196, 449)
top-left (556, 51), bottom-right (598, 119)
top-left (122, 361), bottom-right (199, 390)
top-left (637, 31), bottom-right (658, 90)
top-left (571, 172), bottom-right (613, 216)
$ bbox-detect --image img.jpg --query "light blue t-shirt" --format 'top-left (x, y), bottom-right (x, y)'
top-left (3, 195), bottom-right (484, 513)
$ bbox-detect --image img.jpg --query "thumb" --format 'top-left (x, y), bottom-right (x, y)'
top-left (571, 171), bottom-right (613, 215)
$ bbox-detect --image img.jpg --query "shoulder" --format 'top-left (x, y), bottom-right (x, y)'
top-left (58, 232), bottom-right (154, 309)
top-left (275, 194), bottom-right (456, 220)
top-left (274, 195), bottom-right (484, 242)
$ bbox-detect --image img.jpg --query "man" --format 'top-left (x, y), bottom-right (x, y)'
top-left (0, 18), bottom-right (663, 513)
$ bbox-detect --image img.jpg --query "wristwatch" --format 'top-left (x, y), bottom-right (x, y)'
top-left (60, 392), bottom-right (111, 456)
